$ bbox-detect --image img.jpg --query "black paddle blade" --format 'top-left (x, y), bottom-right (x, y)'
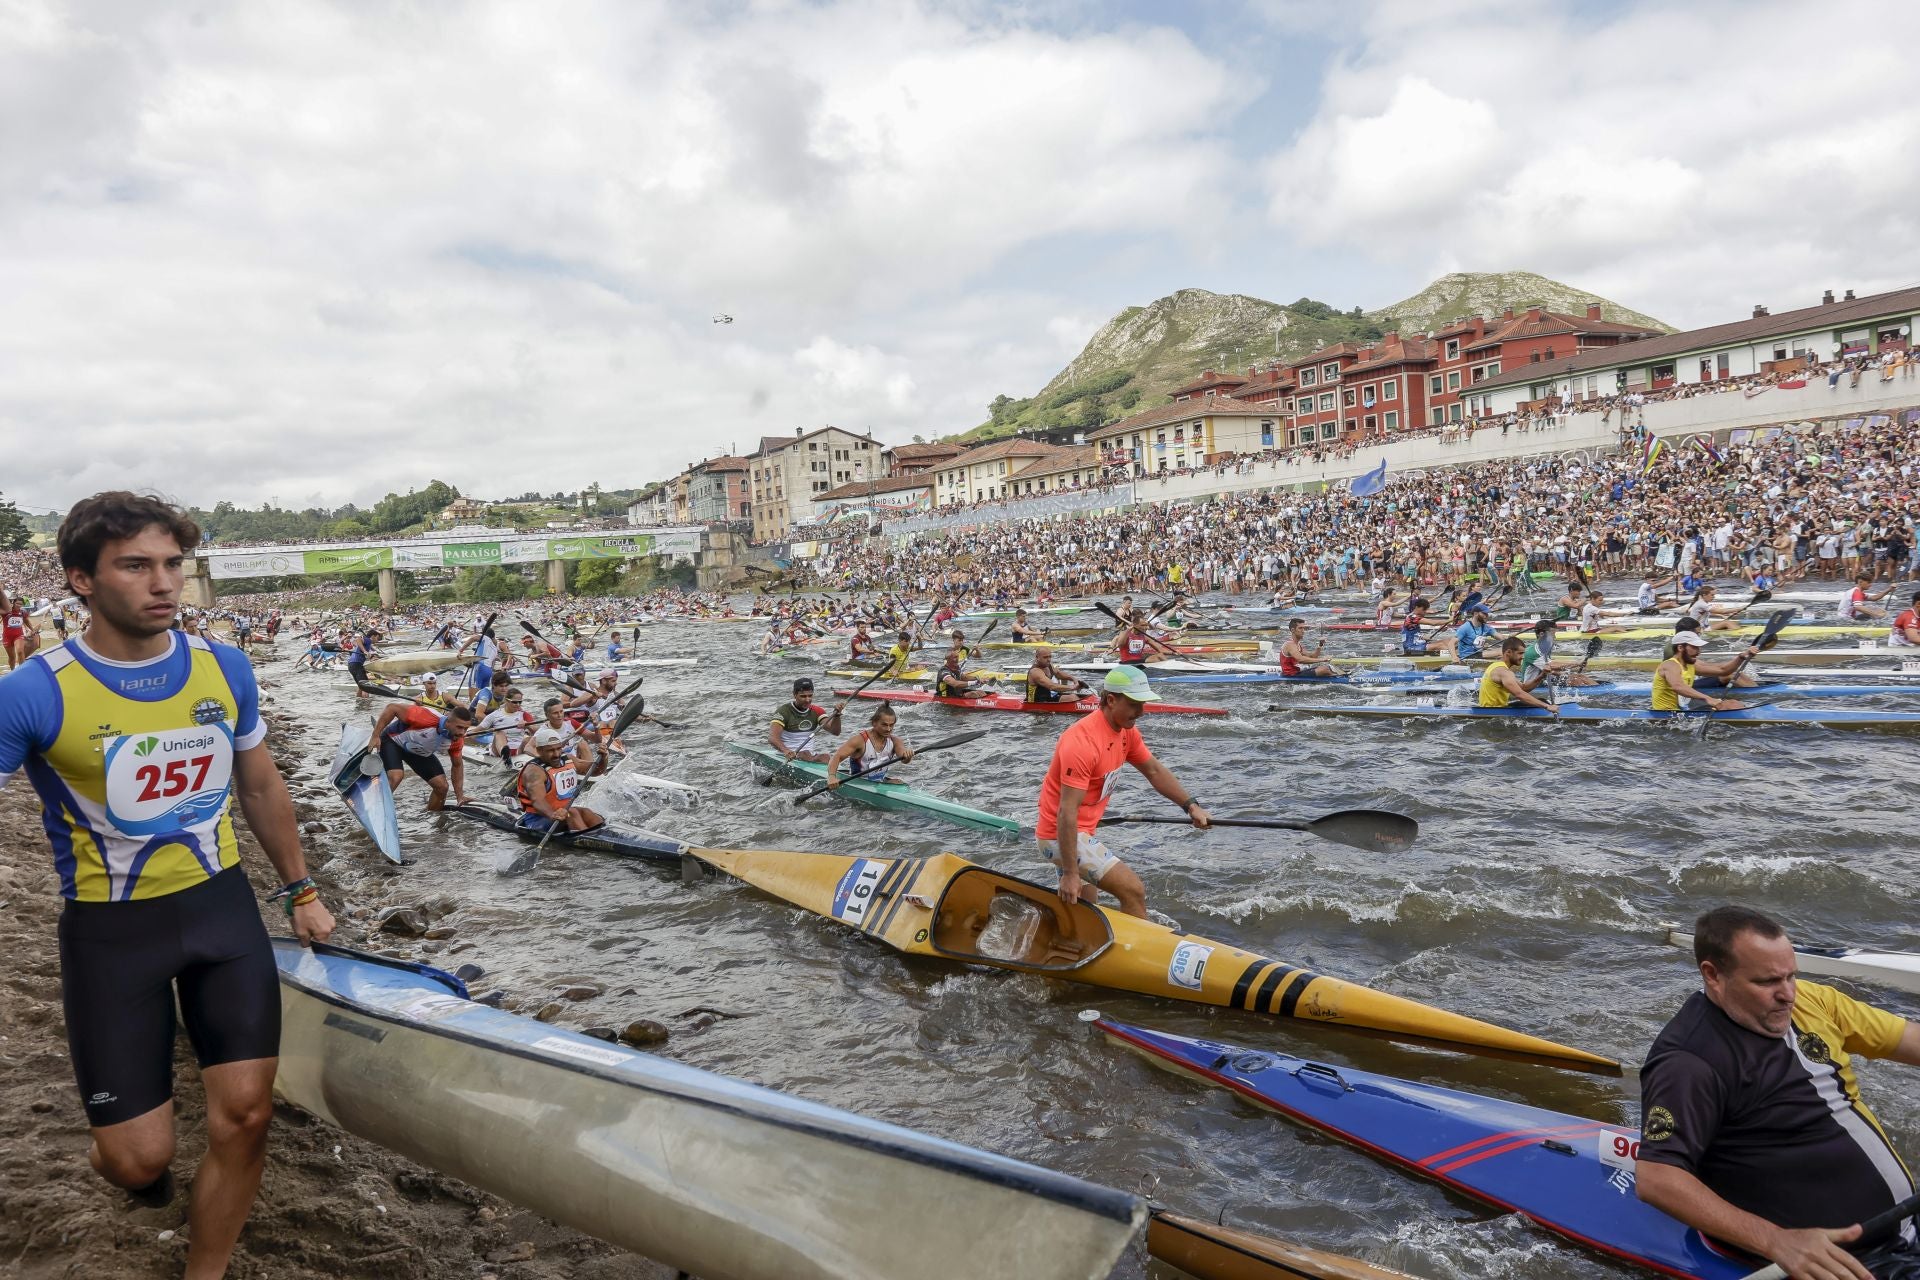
top-left (916, 729), bottom-right (990, 753)
top-left (1749, 589), bottom-right (1772, 604)
top-left (1755, 608), bottom-right (1796, 651)
top-left (1583, 637), bottom-right (1602, 659)
top-left (1308, 809), bottom-right (1418, 854)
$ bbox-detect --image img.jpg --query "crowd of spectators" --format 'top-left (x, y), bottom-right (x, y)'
top-left (802, 412), bottom-right (1920, 600)
top-left (0, 548), bottom-right (66, 603)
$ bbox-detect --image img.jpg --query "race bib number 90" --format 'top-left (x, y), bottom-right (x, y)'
top-left (102, 726), bottom-right (235, 837)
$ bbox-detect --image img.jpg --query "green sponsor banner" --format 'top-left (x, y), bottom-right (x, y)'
top-left (302, 547), bottom-right (393, 574)
top-left (442, 542), bottom-right (503, 566)
top-left (547, 533), bottom-right (653, 561)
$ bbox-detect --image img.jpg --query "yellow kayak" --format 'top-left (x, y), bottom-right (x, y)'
top-left (690, 847), bottom-right (1619, 1075)
top-left (827, 667), bottom-right (1020, 683)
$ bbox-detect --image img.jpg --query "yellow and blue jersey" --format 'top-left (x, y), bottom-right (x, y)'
top-left (0, 633), bottom-right (263, 902)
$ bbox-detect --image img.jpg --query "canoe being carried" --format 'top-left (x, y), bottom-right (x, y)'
top-left (366, 649), bottom-right (477, 676)
top-left (727, 742), bottom-right (1020, 834)
top-left (329, 724), bottom-right (403, 864)
top-left (274, 940), bottom-right (1143, 1280)
top-left (689, 847), bottom-right (1617, 1074)
top-left (1098, 1020), bottom-right (1748, 1280)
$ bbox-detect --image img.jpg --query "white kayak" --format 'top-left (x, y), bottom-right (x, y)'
top-left (274, 939), bottom-right (1143, 1280)
top-left (365, 649), bottom-right (476, 676)
top-left (1059, 658), bottom-right (1274, 674)
top-left (1664, 928), bottom-right (1920, 995)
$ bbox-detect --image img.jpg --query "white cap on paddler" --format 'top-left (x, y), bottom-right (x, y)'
top-left (532, 727), bottom-right (565, 748)
top-left (1102, 666), bottom-right (1161, 703)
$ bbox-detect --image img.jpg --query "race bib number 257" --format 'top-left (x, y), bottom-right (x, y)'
top-left (102, 726), bottom-right (235, 837)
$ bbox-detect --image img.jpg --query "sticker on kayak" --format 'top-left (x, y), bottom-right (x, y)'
top-left (389, 993), bottom-right (473, 1025)
top-left (832, 859), bottom-right (886, 924)
top-left (1167, 941), bottom-right (1212, 990)
top-left (1598, 1129), bottom-right (1641, 1172)
top-left (531, 1035), bottom-right (633, 1067)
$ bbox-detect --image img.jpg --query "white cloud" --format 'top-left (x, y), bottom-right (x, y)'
top-left (1262, 0), bottom-right (1920, 326)
top-left (0, 0), bottom-right (1248, 509)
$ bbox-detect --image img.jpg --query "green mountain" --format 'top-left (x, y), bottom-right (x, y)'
top-left (961, 273), bottom-right (1668, 443)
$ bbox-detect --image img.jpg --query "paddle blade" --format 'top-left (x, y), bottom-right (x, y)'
top-left (1307, 809), bottom-right (1418, 854)
top-left (1583, 636), bottom-right (1602, 660)
top-left (1754, 608), bottom-right (1795, 652)
top-left (1750, 589), bottom-right (1772, 604)
top-left (914, 729), bottom-right (990, 755)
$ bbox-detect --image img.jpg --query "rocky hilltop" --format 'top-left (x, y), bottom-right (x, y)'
top-left (964, 272), bottom-right (1668, 442)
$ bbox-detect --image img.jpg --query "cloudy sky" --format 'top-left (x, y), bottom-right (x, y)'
top-left (5, 0), bottom-right (1917, 513)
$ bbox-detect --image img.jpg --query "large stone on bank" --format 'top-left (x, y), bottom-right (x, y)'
top-left (375, 906), bottom-right (430, 937)
top-left (619, 1019), bottom-right (670, 1048)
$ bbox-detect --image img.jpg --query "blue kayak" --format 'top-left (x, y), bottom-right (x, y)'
top-left (330, 723), bottom-right (404, 864)
top-left (1096, 1020), bottom-right (1753, 1280)
top-left (1282, 703), bottom-right (1920, 729)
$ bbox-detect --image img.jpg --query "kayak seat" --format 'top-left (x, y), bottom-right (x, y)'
top-left (929, 868), bottom-right (1113, 971)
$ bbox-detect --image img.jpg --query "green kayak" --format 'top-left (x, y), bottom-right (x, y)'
top-left (726, 741), bottom-right (1022, 833)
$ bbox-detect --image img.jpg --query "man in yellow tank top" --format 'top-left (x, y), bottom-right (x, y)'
top-left (1651, 635), bottom-right (1751, 713)
top-left (1478, 634), bottom-right (1559, 713)
top-left (0, 493), bottom-right (334, 1278)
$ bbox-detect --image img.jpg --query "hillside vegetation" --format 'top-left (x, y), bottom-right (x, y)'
top-left (961, 272), bottom-right (1668, 444)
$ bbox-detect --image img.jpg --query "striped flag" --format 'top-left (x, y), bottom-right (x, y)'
top-left (1692, 434), bottom-right (1723, 464)
top-left (1641, 435), bottom-right (1664, 474)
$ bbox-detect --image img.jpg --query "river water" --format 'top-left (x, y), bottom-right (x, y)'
top-left (265, 588), bottom-right (1920, 1280)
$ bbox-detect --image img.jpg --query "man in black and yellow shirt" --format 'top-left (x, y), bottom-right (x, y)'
top-left (1638, 905), bottom-right (1920, 1280)
top-left (767, 677), bottom-right (842, 763)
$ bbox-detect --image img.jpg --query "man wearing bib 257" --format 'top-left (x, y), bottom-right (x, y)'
top-left (0, 492), bottom-right (335, 1280)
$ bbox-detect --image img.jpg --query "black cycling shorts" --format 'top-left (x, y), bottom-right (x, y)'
top-left (57, 864), bottom-right (279, 1127)
top-left (380, 735), bottom-right (446, 782)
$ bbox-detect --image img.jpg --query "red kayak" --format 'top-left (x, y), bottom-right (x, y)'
top-left (837, 690), bottom-right (1229, 717)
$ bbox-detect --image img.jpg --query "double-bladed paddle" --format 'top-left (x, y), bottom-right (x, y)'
top-left (1098, 809), bottom-right (1419, 854)
top-left (789, 729), bottom-right (989, 804)
top-left (499, 678), bottom-right (656, 876)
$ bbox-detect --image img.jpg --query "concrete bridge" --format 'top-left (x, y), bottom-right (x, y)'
top-left (183, 524), bottom-right (745, 607)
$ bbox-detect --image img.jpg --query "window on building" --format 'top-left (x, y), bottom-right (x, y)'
top-left (1429, 375), bottom-right (1443, 395)
top-left (809, 442), bottom-right (818, 451)
top-left (1363, 414), bottom-right (1376, 432)
top-left (1315, 392), bottom-right (1333, 412)
top-left (1449, 403), bottom-right (1462, 423)
top-left (1432, 407), bottom-right (1446, 426)
top-left (1342, 389), bottom-right (1356, 407)
top-left (1322, 363), bottom-right (1339, 380)
top-left (1717, 352), bottom-right (1731, 375)
top-left (1773, 345), bottom-right (1789, 361)
top-left (1383, 380), bottom-right (1397, 400)
top-left (1529, 352), bottom-right (1540, 363)
top-left (1445, 339), bottom-right (1460, 360)
top-left (1446, 371), bottom-right (1460, 391)
top-left (1320, 423), bottom-right (1337, 440)
top-left (1384, 410), bottom-right (1398, 430)
top-left (1544, 347), bottom-right (1555, 360)
top-left (1488, 362), bottom-right (1500, 376)
top-left (1471, 367), bottom-right (1484, 384)
top-left (1260, 420), bottom-right (1274, 447)
top-left (1299, 368), bottom-right (1317, 387)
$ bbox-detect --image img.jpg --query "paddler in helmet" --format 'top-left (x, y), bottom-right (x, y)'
top-left (1276, 618), bottom-right (1335, 678)
top-left (1652, 632), bottom-right (1752, 713)
top-left (935, 629), bottom-right (996, 699)
top-left (516, 726), bottom-right (606, 835)
top-left (1479, 634), bottom-right (1558, 713)
top-left (1023, 646), bottom-right (1086, 704)
top-left (1035, 667), bottom-right (1211, 920)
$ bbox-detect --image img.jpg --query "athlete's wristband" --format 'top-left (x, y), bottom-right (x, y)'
top-left (1179, 797), bottom-right (1202, 813)
top-left (268, 876), bottom-right (314, 902)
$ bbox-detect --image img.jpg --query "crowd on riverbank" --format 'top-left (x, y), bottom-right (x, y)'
top-left (802, 412), bottom-right (1920, 598)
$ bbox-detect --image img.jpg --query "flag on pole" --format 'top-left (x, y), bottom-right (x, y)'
top-left (1641, 435), bottom-right (1664, 474)
top-left (1350, 458), bottom-right (1388, 497)
top-left (1692, 434), bottom-right (1723, 464)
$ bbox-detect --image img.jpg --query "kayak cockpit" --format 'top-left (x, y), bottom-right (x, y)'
top-left (928, 868), bottom-right (1112, 972)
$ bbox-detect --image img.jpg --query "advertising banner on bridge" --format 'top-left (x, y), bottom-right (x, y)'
top-left (440, 541), bottom-right (502, 566)
top-left (205, 551), bottom-right (304, 580)
top-left (302, 547), bottom-right (394, 574)
top-left (545, 531), bottom-right (700, 560)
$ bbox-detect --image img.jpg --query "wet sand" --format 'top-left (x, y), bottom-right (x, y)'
top-left (0, 717), bottom-right (675, 1280)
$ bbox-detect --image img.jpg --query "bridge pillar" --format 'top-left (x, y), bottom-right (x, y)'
top-left (377, 567), bottom-right (398, 609)
top-left (183, 559), bottom-right (216, 609)
top-left (546, 559), bottom-right (567, 595)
